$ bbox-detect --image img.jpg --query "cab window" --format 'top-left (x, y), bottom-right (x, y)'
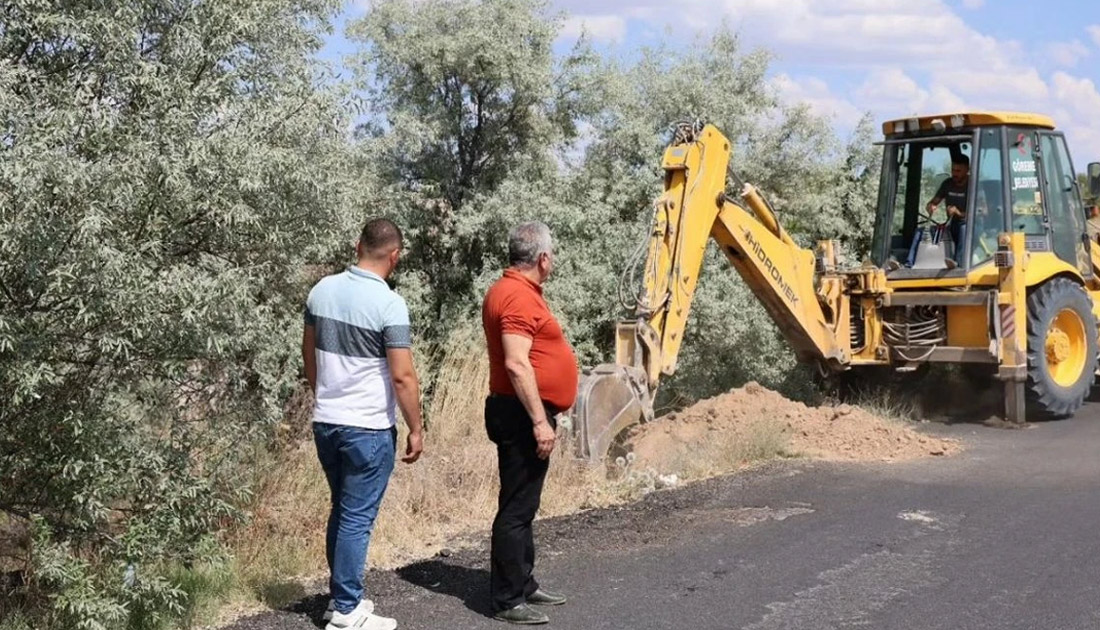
top-left (1040, 132), bottom-right (1089, 274)
top-left (970, 128), bottom-right (1006, 267)
top-left (1006, 128), bottom-right (1044, 236)
top-left (879, 140), bottom-right (971, 268)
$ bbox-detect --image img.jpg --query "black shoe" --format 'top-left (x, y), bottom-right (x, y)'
top-left (527, 588), bottom-right (567, 606)
top-left (494, 603), bottom-right (549, 625)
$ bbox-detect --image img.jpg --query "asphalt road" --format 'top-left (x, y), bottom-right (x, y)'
top-left (227, 406), bottom-right (1100, 630)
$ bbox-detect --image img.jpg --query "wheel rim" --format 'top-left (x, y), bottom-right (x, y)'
top-left (1045, 308), bottom-right (1087, 388)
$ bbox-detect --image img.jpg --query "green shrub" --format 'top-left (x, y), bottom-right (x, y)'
top-left (0, 1), bottom-right (359, 626)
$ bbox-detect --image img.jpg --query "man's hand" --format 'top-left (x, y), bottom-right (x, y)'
top-left (403, 430), bottom-right (424, 463)
top-left (386, 347), bottom-right (425, 462)
top-left (533, 420), bottom-right (555, 460)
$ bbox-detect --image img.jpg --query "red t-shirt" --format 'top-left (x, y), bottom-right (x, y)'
top-left (482, 269), bottom-right (579, 412)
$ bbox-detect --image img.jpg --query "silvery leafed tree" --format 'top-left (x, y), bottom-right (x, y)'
top-left (0, 1), bottom-right (359, 626)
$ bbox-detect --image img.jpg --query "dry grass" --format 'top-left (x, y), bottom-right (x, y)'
top-left (667, 420), bottom-right (791, 480)
top-left (852, 388), bottom-right (922, 425)
top-left (370, 332), bottom-right (608, 568)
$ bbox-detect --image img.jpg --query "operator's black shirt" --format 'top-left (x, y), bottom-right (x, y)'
top-left (936, 178), bottom-right (969, 223)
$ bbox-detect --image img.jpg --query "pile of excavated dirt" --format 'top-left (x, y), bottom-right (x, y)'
top-left (625, 382), bottom-right (959, 474)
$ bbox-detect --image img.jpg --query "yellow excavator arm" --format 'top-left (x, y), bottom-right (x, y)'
top-left (573, 122), bottom-right (850, 461)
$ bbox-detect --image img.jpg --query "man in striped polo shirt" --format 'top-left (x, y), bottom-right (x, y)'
top-left (302, 218), bottom-right (424, 630)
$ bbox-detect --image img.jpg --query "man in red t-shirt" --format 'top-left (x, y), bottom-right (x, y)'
top-left (481, 220), bottom-right (578, 625)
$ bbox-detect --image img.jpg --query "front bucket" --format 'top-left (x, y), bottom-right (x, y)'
top-left (571, 364), bottom-right (653, 463)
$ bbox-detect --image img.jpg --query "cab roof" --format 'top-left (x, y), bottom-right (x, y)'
top-left (881, 111), bottom-right (1056, 136)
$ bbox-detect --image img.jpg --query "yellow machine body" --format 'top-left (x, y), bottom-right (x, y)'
top-left (572, 114), bottom-right (1100, 462)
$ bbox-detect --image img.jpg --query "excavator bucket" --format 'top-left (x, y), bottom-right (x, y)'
top-left (571, 364), bottom-right (653, 463)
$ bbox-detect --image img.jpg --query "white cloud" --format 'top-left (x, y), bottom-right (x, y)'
top-left (939, 68), bottom-right (1049, 102)
top-left (1052, 73), bottom-right (1100, 112)
top-left (771, 74), bottom-right (864, 126)
top-left (961, 0), bottom-right (984, 8)
top-left (1088, 25), bottom-right (1100, 48)
top-left (1049, 72), bottom-right (1100, 166)
top-left (851, 68), bottom-right (968, 116)
top-left (560, 15), bottom-right (627, 43)
top-left (1047, 40), bottom-right (1091, 68)
top-left (552, 0), bottom-right (1030, 76)
top-left (856, 68), bottom-right (924, 103)
top-left (686, 0), bottom-right (1022, 72)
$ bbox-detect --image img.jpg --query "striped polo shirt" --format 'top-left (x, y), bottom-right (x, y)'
top-left (304, 266), bottom-right (412, 429)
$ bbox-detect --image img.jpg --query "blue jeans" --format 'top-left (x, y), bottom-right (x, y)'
top-left (312, 422), bottom-right (397, 614)
top-left (950, 220), bottom-right (967, 265)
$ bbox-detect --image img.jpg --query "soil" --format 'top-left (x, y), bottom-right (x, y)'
top-left (626, 382), bottom-right (959, 473)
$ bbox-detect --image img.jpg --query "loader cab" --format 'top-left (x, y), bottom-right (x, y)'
top-left (871, 112), bottom-right (1092, 281)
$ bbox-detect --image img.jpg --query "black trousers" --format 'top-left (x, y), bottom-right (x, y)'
top-left (484, 395), bottom-right (557, 612)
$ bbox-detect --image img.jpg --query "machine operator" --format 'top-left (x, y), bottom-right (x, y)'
top-left (926, 154), bottom-right (971, 264)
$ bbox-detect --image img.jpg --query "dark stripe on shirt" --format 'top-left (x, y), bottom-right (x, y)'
top-left (383, 325), bottom-right (412, 348)
top-left (313, 315), bottom-right (386, 358)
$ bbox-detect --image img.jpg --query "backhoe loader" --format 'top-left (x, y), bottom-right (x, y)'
top-left (572, 113), bottom-right (1100, 463)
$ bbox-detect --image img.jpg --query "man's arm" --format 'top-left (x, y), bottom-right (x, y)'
top-left (302, 324), bottom-right (317, 394)
top-left (386, 347), bottom-right (424, 463)
top-left (926, 181), bottom-right (947, 214)
top-left (502, 333), bottom-right (555, 459)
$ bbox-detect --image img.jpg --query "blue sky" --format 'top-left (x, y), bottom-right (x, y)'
top-left (322, 0), bottom-right (1100, 164)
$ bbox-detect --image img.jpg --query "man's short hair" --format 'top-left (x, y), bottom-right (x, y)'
top-left (953, 155), bottom-right (970, 168)
top-left (360, 218), bottom-right (403, 258)
top-left (508, 221), bottom-right (553, 267)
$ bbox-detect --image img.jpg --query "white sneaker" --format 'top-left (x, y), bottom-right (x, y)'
top-left (325, 600), bottom-right (395, 630)
top-left (323, 598), bottom-right (376, 620)
top-left (361, 612), bottom-right (397, 630)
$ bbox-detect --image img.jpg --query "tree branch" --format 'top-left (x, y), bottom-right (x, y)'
top-left (0, 505), bottom-right (34, 531)
top-left (0, 277), bottom-right (16, 305)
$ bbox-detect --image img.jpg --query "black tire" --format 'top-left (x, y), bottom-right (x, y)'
top-left (1025, 277), bottom-right (1099, 418)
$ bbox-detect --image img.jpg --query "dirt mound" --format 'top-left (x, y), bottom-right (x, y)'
top-left (625, 382), bottom-right (958, 475)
